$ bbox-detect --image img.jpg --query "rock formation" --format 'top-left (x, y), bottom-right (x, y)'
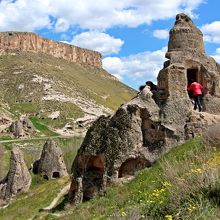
top-left (158, 13), bottom-right (220, 113)
top-left (69, 87), bottom-right (181, 204)
top-left (9, 117), bottom-right (36, 138)
top-left (0, 147), bottom-right (31, 205)
top-left (0, 32), bottom-right (102, 68)
top-left (33, 139), bottom-right (68, 180)
top-left (68, 13), bottom-right (220, 204)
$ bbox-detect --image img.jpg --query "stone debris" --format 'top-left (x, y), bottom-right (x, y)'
top-left (33, 139), bottom-right (68, 180)
top-left (0, 147), bottom-right (31, 206)
top-left (68, 13), bottom-right (220, 205)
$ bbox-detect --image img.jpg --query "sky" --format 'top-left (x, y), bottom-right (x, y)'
top-left (0, 0), bottom-right (219, 89)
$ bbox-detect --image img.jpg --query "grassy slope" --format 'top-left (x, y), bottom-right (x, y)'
top-left (0, 136), bottom-right (83, 180)
top-left (1, 138), bottom-right (220, 220)
top-left (0, 52), bottom-right (136, 130)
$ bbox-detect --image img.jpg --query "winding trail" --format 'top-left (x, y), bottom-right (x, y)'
top-left (0, 135), bottom-right (76, 144)
top-left (42, 183), bottom-right (71, 211)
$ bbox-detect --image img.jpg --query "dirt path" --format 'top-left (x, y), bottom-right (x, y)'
top-left (42, 183), bottom-right (71, 211)
top-left (0, 135), bottom-right (77, 144)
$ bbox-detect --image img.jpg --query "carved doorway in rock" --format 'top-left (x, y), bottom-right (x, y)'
top-left (187, 68), bottom-right (198, 86)
top-left (118, 158), bottom-right (151, 178)
top-left (187, 68), bottom-right (198, 98)
top-left (83, 155), bottom-right (105, 201)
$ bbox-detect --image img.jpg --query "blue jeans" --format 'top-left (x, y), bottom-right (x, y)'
top-left (194, 95), bottom-right (202, 111)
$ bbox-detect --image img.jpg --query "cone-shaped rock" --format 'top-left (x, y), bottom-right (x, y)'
top-left (168, 13), bottom-right (204, 53)
top-left (0, 147), bottom-right (31, 205)
top-left (33, 139), bottom-right (68, 180)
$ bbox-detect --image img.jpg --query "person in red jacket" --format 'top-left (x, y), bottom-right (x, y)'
top-left (187, 81), bottom-right (203, 111)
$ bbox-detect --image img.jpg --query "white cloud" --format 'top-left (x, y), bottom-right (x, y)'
top-left (211, 48), bottom-right (220, 63)
top-left (55, 18), bottom-right (70, 32)
top-left (153, 29), bottom-right (169, 39)
top-left (71, 32), bottom-right (124, 55)
top-left (0, 0), bottom-right (205, 32)
top-left (0, 0), bottom-right (52, 31)
top-left (103, 47), bottom-right (167, 88)
top-left (201, 21), bottom-right (220, 43)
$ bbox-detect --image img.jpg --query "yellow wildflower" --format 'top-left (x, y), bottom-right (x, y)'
top-left (121, 211), bottom-right (127, 217)
top-left (188, 204), bottom-right (196, 212)
top-left (191, 168), bottom-right (202, 173)
top-left (162, 181), bottom-right (172, 187)
top-left (165, 214), bottom-right (173, 220)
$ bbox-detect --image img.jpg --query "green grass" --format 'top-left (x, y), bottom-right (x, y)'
top-left (29, 116), bottom-right (57, 136)
top-left (0, 136), bottom-right (13, 141)
top-left (0, 52), bottom-right (136, 132)
top-left (0, 136), bottom-right (83, 179)
top-left (1, 138), bottom-right (220, 219)
top-left (44, 138), bottom-right (220, 220)
top-left (0, 176), bottom-right (69, 220)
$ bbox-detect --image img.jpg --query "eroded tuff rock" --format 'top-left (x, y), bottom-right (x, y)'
top-left (33, 139), bottom-right (68, 180)
top-left (0, 32), bottom-right (102, 68)
top-left (69, 13), bottom-right (220, 204)
top-left (9, 117), bottom-right (36, 138)
top-left (69, 87), bottom-right (181, 204)
top-left (0, 147), bottom-right (31, 205)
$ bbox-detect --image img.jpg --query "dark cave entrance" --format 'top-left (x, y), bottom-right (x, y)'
top-left (118, 158), bottom-right (151, 178)
top-left (187, 68), bottom-right (198, 98)
top-left (52, 172), bottom-right (60, 178)
top-left (83, 155), bottom-right (105, 201)
top-left (187, 68), bottom-right (198, 86)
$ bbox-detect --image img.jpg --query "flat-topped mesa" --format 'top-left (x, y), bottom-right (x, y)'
top-left (0, 32), bottom-right (102, 68)
top-left (167, 13), bottom-right (205, 54)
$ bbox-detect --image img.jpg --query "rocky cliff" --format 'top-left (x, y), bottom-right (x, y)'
top-left (0, 32), bottom-right (102, 68)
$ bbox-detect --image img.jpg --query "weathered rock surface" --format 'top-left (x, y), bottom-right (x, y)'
top-left (0, 32), bottom-right (102, 68)
top-left (69, 87), bottom-right (181, 204)
top-left (69, 13), bottom-right (220, 204)
top-left (0, 147), bottom-right (31, 205)
top-left (9, 117), bottom-right (36, 138)
top-left (33, 139), bottom-right (68, 180)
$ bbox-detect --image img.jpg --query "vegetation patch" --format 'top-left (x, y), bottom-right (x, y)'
top-left (29, 116), bottom-right (57, 136)
top-left (45, 138), bottom-right (220, 220)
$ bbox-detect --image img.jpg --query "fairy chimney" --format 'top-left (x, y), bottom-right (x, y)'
top-left (33, 139), bottom-right (68, 180)
top-left (68, 13), bottom-right (220, 205)
top-left (0, 147), bottom-right (31, 205)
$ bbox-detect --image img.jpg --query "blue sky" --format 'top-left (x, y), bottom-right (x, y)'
top-left (0, 0), bottom-right (219, 89)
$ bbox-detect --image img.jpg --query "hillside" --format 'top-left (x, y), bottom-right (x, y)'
top-left (0, 51), bottom-right (136, 137)
top-left (1, 137), bottom-right (220, 220)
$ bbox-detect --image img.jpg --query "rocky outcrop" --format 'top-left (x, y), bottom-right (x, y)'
top-left (68, 13), bottom-right (220, 205)
top-left (0, 147), bottom-right (31, 205)
top-left (9, 117), bottom-right (36, 138)
top-left (69, 87), bottom-right (182, 204)
top-left (0, 32), bottom-right (102, 68)
top-left (33, 139), bottom-right (68, 180)
top-left (159, 13), bottom-right (220, 103)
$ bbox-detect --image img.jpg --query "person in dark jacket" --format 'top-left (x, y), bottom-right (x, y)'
top-left (187, 81), bottom-right (203, 111)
